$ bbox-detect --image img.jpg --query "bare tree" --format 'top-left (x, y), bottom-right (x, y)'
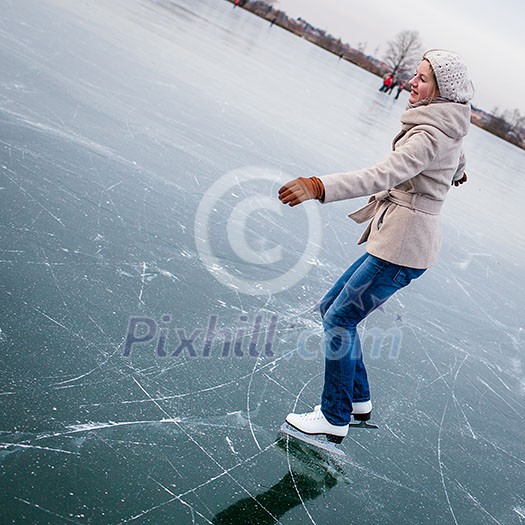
top-left (383, 30), bottom-right (423, 78)
top-left (504, 108), bottom-right (525, 132)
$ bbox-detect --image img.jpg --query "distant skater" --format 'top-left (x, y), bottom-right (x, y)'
top-left (395, 81), bottom-right (406, 100)
top-left (379, 73), bottom-right (393, 92)
top-left (387, 79), bottom-right (398, 95)
top-left (278, 50), bottom-right (473, 444)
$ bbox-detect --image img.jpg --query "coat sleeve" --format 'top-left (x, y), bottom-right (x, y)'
top-left (319, 128), bottom-right (439, 203)
top-left (452, 149), bottom-right (466, 182)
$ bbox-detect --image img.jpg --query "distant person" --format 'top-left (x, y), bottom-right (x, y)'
top-left (387, 79), bottom-right (398, 95)
top-left (278, 50), bottom-right (474, 444)
top-left (379, 73), bottom-right (393, 92)
top-left (395, 81), bottom-right (406, 100)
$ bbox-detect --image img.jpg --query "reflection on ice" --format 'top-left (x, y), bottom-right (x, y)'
top-left (214, 438), bottom-right (340, 525)
top-left (0, 0), bottom-right (524, 523)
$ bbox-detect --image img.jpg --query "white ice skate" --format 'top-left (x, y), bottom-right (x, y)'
top-left (285, 407), bottom-right (348, 444)
top-left (313, 402), bottom-right (378, 429)
top-left (350, 401), bottom-right (378, 428)
top-left (280, 407), bottom-right (347, 456)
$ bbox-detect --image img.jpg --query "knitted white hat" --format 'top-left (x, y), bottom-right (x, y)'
top-left (423, 49), bottom-right (474, 103)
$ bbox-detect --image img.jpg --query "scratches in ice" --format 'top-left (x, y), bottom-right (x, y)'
top-left (138, 260), bottom-right (147, 307)
top-left (65, 418), bottom-right (181, 434)
top-left (50, 342), bottom-right (123, 388)
top-left (136, 260), bottom-right (180, 308)
top-left (450, 272), bottom-right (506, 331)
top-left (149, 478), bottom-right (214, 525)
top-left (24, 301), bottom-right (68, 331)
top-left (437, 397), bottom-right (459, 525)
top-left (40, 246), bottom-right (68, 309)
top-left (477, 377), bottom-right (523, 418)
top-left (0, 443), bottom-right (80, 456)
top-left (453, 478), bottom-right (505, 525)
top-left (14, 497), bottom-right (81, 524)
top-left (437, 354), bottom-right (473, 524)
top-left (285, 373), bottom-right (322, 524)
top-left (2, 164), bottom-right (65, 227)
top-left (2, 106), bottom-right (117, 161)
top-left (246, 355), bottom-right (263, 451)
top-left (127, 375), bottom-right (281, 524)
top-left (105, 180), bottom-right (122, 192)
top-left (86, 348), bottom-right (296, 409)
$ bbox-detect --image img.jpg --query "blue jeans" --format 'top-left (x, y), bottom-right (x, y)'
top-left (320, 253), bottom-right (425, 426)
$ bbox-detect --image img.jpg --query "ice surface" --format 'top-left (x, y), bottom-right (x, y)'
top-left (1, 0), bottom-right (524, 523)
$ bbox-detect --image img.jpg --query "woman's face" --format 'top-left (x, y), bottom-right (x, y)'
top-left (408, 60), bottom-right (439, 104)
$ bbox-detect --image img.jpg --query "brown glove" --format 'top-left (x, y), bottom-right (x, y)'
top-left (453, 172), bottom-right (468, 187)
top-left (278, 177), bottom-right (325, 207)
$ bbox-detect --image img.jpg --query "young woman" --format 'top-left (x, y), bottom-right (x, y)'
top-left (278, 50), bottom-right (474, 443)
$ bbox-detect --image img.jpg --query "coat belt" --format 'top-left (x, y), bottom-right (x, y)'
top-left (348, 189), bottom-right (443, 224)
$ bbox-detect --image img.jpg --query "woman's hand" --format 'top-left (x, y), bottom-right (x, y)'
top-left (278, 177), bottom-right (325, 207)
top-left (453, 173), bottom-right (468, 187)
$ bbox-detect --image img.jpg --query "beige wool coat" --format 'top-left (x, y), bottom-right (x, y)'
top-left (320, 102), bottom-right (471, 269)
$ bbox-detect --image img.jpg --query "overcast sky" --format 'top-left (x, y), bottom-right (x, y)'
top-left (275, 0), bottom-right (524, 115)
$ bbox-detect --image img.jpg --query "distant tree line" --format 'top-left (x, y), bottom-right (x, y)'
top-left (228, 0), bottom-right (392, 76)
top-left (477, 108), bottom-right (525, 148)
top-left (227, 0), bottom-right (524, 150)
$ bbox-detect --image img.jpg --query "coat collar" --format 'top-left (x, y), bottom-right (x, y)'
top-left (401, 101), bottom-right (471, 140)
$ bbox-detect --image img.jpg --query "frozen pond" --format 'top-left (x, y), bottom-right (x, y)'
top-left (1, 0), bottom-right (524, 523)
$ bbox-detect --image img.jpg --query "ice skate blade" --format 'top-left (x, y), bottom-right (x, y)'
top-left (352, 412), bottom-right (371, 422)
top-left (349, 421), bottom-right (379, 429)
top-left (278, 423), bottom-right (346, 456)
